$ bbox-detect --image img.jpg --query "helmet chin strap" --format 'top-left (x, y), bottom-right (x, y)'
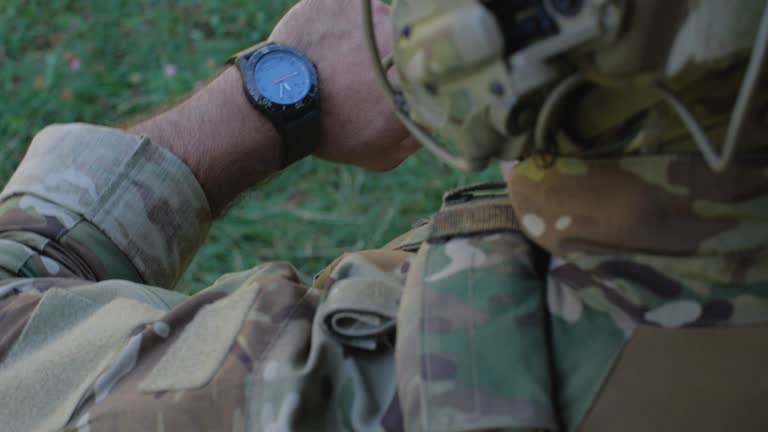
top-left (360, 0), bottom-right (483, 172)
top-left (655, 1), bottom-right (768, 173)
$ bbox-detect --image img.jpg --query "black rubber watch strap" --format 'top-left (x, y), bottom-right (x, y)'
top-left (277, 107), bottom-right (322, 167)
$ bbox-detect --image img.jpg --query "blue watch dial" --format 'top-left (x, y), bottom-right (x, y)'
top-left (253, 51), bottom-right (312, 105)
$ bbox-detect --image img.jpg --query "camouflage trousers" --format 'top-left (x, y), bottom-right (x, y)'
top-left (2, 175), bottom-right (768, 432)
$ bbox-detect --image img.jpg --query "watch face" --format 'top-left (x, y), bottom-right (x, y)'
top-left (253, 51), bottom-right (312, 105)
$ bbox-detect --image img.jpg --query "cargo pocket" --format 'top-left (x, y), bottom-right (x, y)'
top-left (396, 185), bottom-right (558, 432)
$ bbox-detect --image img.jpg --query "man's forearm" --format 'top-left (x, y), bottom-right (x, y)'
top-left (129, 67), bottom-right (282, 215)
top-left (132, 0), bottom-right (422, 214)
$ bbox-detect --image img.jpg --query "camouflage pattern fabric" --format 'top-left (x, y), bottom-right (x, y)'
top-left (508, 154), bottom-right (768, 328)
top-left (0, 102), bottom-right (767, 432)
top-left (397, 230), bottom-right (559, 431)
top-left (0, 123), bottom-right (212, 288)
top-left (507, 152), bottom-right (768, 428)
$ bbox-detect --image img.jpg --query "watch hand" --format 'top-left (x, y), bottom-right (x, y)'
top-left (273, 71), bottom-right (299, 84)
top-left (283, 82), bottom-right (292, 91)
top-left (280, 83), bottom-right (284, 98)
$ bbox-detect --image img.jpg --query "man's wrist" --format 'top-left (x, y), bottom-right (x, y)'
top-left (129, 67), bottom-right (283, 216)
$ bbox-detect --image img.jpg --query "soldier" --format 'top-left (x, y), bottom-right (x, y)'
top-left (0, 0), bottom-right (767, 431)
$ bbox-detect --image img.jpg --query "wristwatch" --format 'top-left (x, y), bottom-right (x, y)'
top-left (228, 42), bottom-right (321, 167)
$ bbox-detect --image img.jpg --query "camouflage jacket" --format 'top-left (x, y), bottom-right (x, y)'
top-left (1, 118), bottom-right (767, 432)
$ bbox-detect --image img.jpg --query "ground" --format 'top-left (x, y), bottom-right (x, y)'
top-left (0, 0), bottom-right (499, 293)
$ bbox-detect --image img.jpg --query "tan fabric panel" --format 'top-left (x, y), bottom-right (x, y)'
top-left (0, 289), bottom-right (163, 432)
top-left (580, 324), bottom-right (768, 432)
top-left (139, 281), bottom-right (260, 392)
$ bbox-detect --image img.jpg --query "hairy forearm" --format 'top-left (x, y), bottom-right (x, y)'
top-left (129, 67), bottom-right (281, 215)
top-left (131, 0), bottom-right (418, 212)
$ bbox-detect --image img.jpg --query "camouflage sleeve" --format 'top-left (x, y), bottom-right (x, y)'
top-left (0, 123), bottom-right (212, 287)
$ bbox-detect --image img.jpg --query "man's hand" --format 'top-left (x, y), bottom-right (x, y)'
top-left (271, 0), bottom-right (420, 171)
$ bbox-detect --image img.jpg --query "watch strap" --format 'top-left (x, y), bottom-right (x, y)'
top-left (276, 104), bottom-right (322, 167)
top-left (226, 42), bottom-right (269, 65)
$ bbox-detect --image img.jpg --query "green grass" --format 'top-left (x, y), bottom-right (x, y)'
top-left (0, 0), bottom-right (500, 293)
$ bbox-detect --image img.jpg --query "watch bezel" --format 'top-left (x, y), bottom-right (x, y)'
top-left (240, 43), bottom-right (320, 122)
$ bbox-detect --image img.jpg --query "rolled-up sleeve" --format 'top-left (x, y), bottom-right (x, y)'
top-left (0, 123), bottom-right (212, 288)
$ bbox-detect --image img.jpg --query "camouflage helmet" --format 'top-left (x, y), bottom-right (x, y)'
top-left (362, 0), bottom-right (768, 172)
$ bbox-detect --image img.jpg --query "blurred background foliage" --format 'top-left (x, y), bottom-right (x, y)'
top-left (0, 0), bottom-right (499, 293)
